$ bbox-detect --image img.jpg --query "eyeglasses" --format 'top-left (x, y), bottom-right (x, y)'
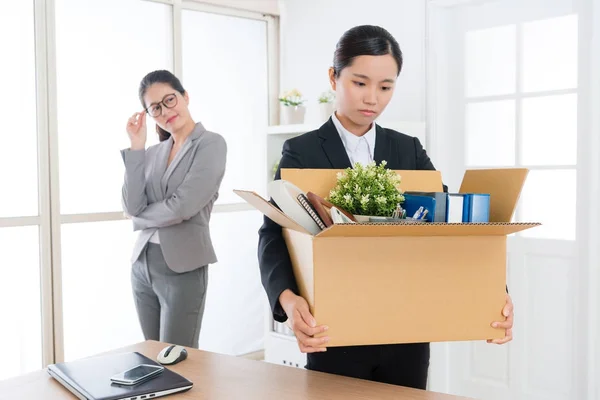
top-left (145, 93), bottom-right (178, 118)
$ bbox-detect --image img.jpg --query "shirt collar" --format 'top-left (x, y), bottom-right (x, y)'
top-left (331, 112), bottom-right (376, 154)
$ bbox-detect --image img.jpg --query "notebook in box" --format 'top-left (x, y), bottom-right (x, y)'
top-left (296, 193), bottom-right (327, 230)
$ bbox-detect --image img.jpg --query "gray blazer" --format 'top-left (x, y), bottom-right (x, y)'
top-left (121, 122), bottom-right (227, 273)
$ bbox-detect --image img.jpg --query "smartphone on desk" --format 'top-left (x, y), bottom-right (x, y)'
top-left (110, 364), bottom-right (164, 386)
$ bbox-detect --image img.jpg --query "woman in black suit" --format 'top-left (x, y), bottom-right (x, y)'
top-left (257, 25), bottom-right (514, 388)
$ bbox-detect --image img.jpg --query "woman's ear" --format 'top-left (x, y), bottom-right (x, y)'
top-left (328, 67), bottom-right (337, 91)
top-left (183, 91), bottom-right (190, 105)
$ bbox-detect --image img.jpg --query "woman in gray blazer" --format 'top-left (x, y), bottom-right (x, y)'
top-left (121, 70), bottom-right (227, 348)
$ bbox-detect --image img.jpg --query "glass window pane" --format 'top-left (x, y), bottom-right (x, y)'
top-left (182, 11), bottom-right (268, 204)
top-left (465, 25), bottom-right (516, 97)
top-left (521, 94), bottom-right (577, 166)
top-left (466, 100), bottom-right (516, 166)
top-left (200, 210), bottom-right (265, 355)
top-left (520, 169), bottom-right (575, 240)
top-left (61, 220), bottom-right (142, 361)
top-left (0, 227), bottom-right (42, 380)
top-left (522, 15), bottom-right (578, 93)
top-left (0, 2), bottom-right (38, 217)
top-left (55, 0), bottom-right (172, 214)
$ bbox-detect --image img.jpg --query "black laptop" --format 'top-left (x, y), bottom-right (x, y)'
top-left (47, 351), bottom-right (193, 400)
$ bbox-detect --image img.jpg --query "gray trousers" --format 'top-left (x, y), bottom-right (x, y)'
top-left (131, 243), bottom-right (208, 348)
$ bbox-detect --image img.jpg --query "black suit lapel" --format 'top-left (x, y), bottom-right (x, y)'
top-left (318, 118), bottom-right (352, 169)
top-left (374, 125), bottom-right (394, 166)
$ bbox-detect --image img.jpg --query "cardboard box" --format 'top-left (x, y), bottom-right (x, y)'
top-left (235, 168), bottom-right (540, 347)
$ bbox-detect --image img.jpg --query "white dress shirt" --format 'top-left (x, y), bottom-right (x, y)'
top-left (149, 229), bottom-right (160, 244)
top-left (331, 112), bottom-right (376, 167)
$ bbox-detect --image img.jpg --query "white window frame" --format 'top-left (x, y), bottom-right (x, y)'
top-left (426, 0), bottom-right (599, 397)
top-left (0, 0), bottom-right (279, 366)
top-left (428, 0), bottom-right (579, 228)
top-left (462, 18), bottom-right (579, 227)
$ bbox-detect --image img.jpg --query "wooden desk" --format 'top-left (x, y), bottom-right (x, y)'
top-left (0, 341), bottom-right (474, 400)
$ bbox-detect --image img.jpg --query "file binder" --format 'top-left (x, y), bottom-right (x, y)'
top-left (403, 192), bottom-right (448, 222)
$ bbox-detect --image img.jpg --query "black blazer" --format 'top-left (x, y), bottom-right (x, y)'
top-left (258, 118), bottom-right (446, 322)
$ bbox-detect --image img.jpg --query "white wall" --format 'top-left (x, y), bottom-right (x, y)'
top-left (278, 0), bottom-right (427, 125)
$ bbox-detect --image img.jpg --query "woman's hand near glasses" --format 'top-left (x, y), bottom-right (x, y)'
top-left (126, 111), bottom-right (147, 151)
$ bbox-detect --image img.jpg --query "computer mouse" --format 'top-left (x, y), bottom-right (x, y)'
top-left (157, 344), bottom-right (188, 365)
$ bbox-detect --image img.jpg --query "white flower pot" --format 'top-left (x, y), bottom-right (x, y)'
top-left (319, 102), bottom-right (335, 122)
top-left (280, 105), bottom-right (306, 125)
top-left (354, 214), bottom-right (424, 223)
top-left (354, 215), bottom-right (400, 223)
top-left (353, 215), bottom-right (374, 223)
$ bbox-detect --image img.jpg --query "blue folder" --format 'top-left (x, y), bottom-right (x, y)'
top-left (402, 194), bottom-right (438, 222)
top-left (403, 193), bottom-right (490, 222)
top-left (463, 193), bottom-right (490, 222)
top-left (446, 193), bottom-right (490, 223)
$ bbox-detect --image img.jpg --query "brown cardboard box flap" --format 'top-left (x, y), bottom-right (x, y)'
top-left (233, 190), bottom-right (310, 234)
top-left (283, 167), bottom-right (529, 223)
top-left (314, 222), bottom-right (541, 238)
top-left (459, 168), bottom-right (529, 223)
top-left (281, 169), bottom-right (443, 199)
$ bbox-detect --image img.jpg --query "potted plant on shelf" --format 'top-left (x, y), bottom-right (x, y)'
top-left (317, 90), bottom-right (335, 122)
top-left (279, 89), bottom-right (306, 125)
top-left (328, 161), bottom-right (405, 222)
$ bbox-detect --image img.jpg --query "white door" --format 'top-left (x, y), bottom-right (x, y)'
top-left (426, 0), bottom-right (597, 399)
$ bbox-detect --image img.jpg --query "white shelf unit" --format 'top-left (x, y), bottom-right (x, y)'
top-left (265, 123), bottom-right (322, 184)
top-left (266, 123), bottom-right (319, 135)
top-left (263, 120), bottom-right (426, 369)
top-left (264, 123), bottom-right (312, 368)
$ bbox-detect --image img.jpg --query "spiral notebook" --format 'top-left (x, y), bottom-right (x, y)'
top-left (296, 193), bottom-right (327, 230)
